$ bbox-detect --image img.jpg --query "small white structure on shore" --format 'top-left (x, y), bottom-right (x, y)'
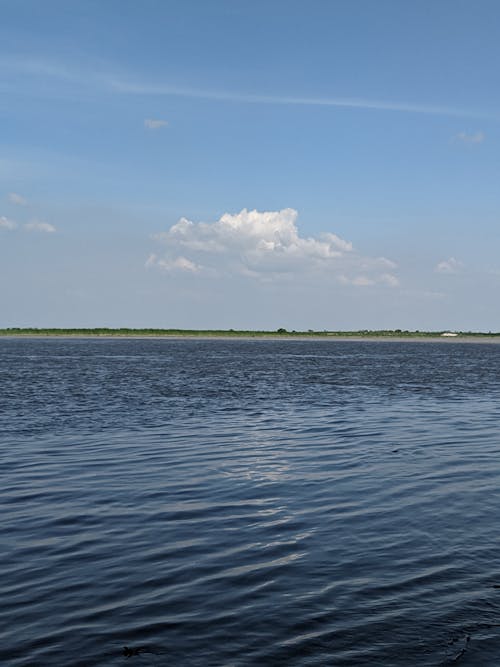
top-left (441, 332), bottom-right (458, 337)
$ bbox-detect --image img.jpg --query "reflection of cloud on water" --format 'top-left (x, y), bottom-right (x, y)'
top-left (222, 459), bottom-right (291, 483)
top-left (217, 429), bottom-right (317, 564)
top-left (222, 550), bottom-right (306, 578)
top-left (219, 429), bottom-right (292, 483)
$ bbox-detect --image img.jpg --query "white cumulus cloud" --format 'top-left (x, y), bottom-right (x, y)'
top-left (0, 215), bottom-right (17, 230)
top-left (8, 192), bottom-right (27, 205)
top-left (148, 208), bottom-right (398, 286)
top-left (380, 273), bottom-right (400, 287)
top-left (25, 220), bottom-right (56, 233)
top-left (144, 118), bottom-right (168, 129)
top-left (436, 257), bottom-right (463, 274)
top-left (453, 131), bottom-right (485, 145)
top-left (146, 253), bottom-right (200, 273)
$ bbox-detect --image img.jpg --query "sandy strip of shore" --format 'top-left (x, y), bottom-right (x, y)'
top-left (2, 334), bottom-right (500, 343)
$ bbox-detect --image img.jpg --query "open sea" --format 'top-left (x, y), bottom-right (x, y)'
top-left (2, 337), bottom-right (500, 666)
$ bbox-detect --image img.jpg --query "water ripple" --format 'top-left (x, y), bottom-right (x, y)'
top-left (2, 339), bottom-right (500, 665)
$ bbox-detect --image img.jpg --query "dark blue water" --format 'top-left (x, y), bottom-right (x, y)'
top-left (2, 338), bottom-right (500, 666)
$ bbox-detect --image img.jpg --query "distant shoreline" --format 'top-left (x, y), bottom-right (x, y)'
top-left (1, 329), bottom-right (500, 343)
top-left (2, 337), bottom-right (500, 344)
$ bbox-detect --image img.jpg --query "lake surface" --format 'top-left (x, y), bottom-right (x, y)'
top-left (2, 338), bottom-right (500, 666)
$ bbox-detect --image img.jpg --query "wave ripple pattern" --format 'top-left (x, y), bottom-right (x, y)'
top-left (2, 339), bottom-right (500, 666)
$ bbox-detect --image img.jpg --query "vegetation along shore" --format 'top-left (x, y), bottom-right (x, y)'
top-left (1, 328), bottom-right (499, 339)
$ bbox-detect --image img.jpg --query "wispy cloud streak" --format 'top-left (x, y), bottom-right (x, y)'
top-left (25, 220), bottom-right (56, 233)
top-left (452, 130), bottom-right (485, 144)
top-left (144, 118), bottom-right (168, 129)
top-left (1, 56), bottom-right (497, 120)
top-left (8, 192), bottom-right (27, 206)
top-left (111, 80), bottom-right (496, 120)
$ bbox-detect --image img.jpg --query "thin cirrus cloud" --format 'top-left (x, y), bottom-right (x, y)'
top-left (24, 220), bottom-right (56, 233)
top-left (147, 208), bottom-right (398, 287)
top-left (435, 257), bottom-right (463, 274)
top-left (0, 57), bottom-right (495, 121)
top-left (144, 118), bottom-right (168, 129)
top-left (8, 192), bottom-right (27, 205)
top-left (112, 78), bottom-right (498, 120)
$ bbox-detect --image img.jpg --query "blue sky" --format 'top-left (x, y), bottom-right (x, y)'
top-left (1, 0), bottom-right (500, 330)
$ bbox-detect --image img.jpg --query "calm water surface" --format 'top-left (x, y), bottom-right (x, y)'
top-left (2, 338), bottom-right (500, 666)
